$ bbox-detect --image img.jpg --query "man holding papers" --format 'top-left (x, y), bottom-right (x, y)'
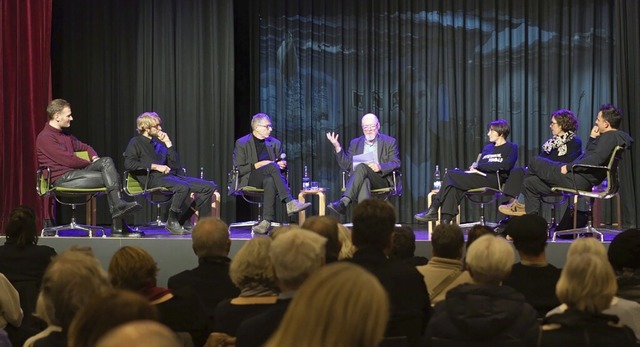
top-left (415, 119), bottom-right (518, 224)
top-left (325, 113), bottom-right (401, 215)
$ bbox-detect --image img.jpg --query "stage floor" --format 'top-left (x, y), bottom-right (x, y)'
top-left (38, 223), bottom-right (614, 287)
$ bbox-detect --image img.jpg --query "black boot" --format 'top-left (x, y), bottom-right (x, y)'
top-left (178, 204), bottom-right (197, 226)
top-left (414, 198), bottom-right (441, 222)
top-left (108, 190), bottom-right (142, 219)
top-left (166, 210), bottom-right (188, 235)
top-left (111, 219), bottom-right (144, 238)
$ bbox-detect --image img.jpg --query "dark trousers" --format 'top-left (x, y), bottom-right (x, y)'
top-left (248, 162), bottom-right (291, 221)
top-left (343, 164), bottom-right (389, 203)
top-left (501, 167), bottom-right (527, 199)
top-left (54, 157), bottom-right (121, 211)
top-left (150, 174), bottom-right (217, 213)
top-left (431, 169), bottom-right (499, 216)
top-left (523, 156), bottom-right (591, 214)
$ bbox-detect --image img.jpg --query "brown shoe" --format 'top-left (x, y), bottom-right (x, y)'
top-left (498, 200), bottom-right (526, 216)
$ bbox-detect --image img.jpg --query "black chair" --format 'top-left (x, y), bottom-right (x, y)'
top-left (551, 145), bottom-right (625, 241)
top-left (340, 169), bottom-right (403, 200)
top-left (124, 169), bottom-right (174, 227)
top-left (462, 171), bottom-right (504, 227)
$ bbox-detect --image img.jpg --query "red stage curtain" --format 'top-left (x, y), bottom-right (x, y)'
top-left (0, 0), bottom-right (52, 232)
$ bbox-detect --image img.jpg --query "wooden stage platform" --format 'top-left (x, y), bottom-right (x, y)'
top-left (37, 224), bottom-right (613, 287)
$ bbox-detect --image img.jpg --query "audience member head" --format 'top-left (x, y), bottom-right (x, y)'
top-left (251, 113), bottom-right (272, 131)
top-left (431, 223), bottom-right (464, 260)
top-left (505, 214), bottom-right (549, 257)
top-left (95, 320), bottom-right (181, 347)
top-left (269, 228), bottom-right (326, 292)
top-left (68, 289), bottom-right (158, 347)
top-left (599, 103), bottom-right (623, 129)
top-left (608, 229), bottom-right (640, 271)
top-left (135, 111), bottom-right (162, 134)
top-left (37, 248), bottom-right (111, 330)
top-left (466, 234), bottom-right (515, 285)
top-left (466, 224), bottom-right (494, 251)
top-left (566, 237), bottom-right (607, 259)
top-left (4, 205), bottom-right (38, 247)
top-left (352, 199), bottom-right (395, 252)
top-left (229, 237), bottom-right (276, 292)
top-left (46, 99), bottom-right (71, 120)
top-left (269, 225), bottom-right (295, 239)
top-left (191, 217), bottom-right (231, 258)
top-left (265, 262), bottom-right (389, 347)
top-left (337, 224), bottom-right (355, 260)
top-left (302, 216), bottom-right (342, 262)
top-left (390, 226), bottom-right (417, 260)
top-left (108, 246), bottom-right (158, 291)
top-left (488, 119), bottom-right (510, 139)
top-left (556, 252), bottom-right (617, 313)
top-left (551, 109), bottom-right (579, 133)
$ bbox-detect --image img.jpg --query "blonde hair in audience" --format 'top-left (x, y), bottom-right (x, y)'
top-left (108, 246), bottom-right (158, 290)
top-left (465, 234), bottom-right (515, 284)
top-left (556, 252), bottom-right (617, 313)
top-left (337, 224), bottom-right (355, 260)
top-left (566, 237), bottom-right (607, 259)
top-left (270, 228), bottom-right (326, 289)
top-left (229, 237), bottom-right (276, 289)
top-left (265, 262), bottom-right (389, 347)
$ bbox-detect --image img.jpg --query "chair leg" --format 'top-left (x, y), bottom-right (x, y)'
top-left (41, 203), bottom-right (105, 238)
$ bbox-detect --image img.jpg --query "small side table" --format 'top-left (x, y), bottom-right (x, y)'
top-left (298, 188), bottom-right (327, 225)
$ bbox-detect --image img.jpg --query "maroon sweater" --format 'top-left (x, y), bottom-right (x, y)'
top-left (36, 123), bottom-right (98, 182)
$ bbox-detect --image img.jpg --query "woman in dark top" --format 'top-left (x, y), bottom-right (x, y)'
top-left (500, 109), bottom-right (583, 216)
top-left (0, 206), bottom-right (57, 346)
top-left (415, 119), bottom-right (518, 224)
top-left (213, 237), bottom-right (278, 336)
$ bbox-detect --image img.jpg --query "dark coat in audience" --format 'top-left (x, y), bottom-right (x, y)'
top-left (349, 246), bottom-right (431, 347)
top-left (502, 262), bottom-right (562, 318)
top-left (616, 268), bottom-right (640, 304)
top-left (525, 309), bottom-right (638, 347)
top-left (154, 286), bottom-right (209, 347)
top-left (167, 256), bottom-right (239, 330)
top-left (213, 299), bottom-right (276, 336)
top-left (425, 283), bottom-right (537, 346)
top-left (234, 298), bottom-right (291, 347)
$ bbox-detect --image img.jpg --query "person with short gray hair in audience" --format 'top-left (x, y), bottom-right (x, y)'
top-left (301, 215), bottom-right (342, 264)
top-left (96, 320), bottom-right (182, 347)
top-left (167, 217), bottom-right (240, 332)
top-left (234, 228), bottom-right (326, 347)
top-left (502, 214), bottom-right (561, 318)
top-left (425, 234), bottom-right (537, 346)
top-left (416, 224), bottom-right (472, 305)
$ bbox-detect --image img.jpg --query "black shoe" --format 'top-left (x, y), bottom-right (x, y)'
top-left (414, 208), bottom-right (439, 222)
top-left (111, 220), bottom-right (144, 238)
top-left (166, 212), bottom-right (188, 235)
top-left (327, 201), bottom-right (347, 215)
top-left (112, 201), bottom-right (142, 219)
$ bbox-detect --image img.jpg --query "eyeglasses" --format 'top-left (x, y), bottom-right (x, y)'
top-left (550, 121), bottom-right (559, 126)
top-left (362, 124), bottom-right (378, 130)
top-left (150, 124), bottom-right (161, 129)
top-left (257, 124), bottom-right (273, 129)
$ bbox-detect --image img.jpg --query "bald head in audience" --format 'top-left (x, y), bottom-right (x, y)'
top-left (191, 217), bottom-right (231, 258)
top-left (95, 320), bottom-right (181, 347)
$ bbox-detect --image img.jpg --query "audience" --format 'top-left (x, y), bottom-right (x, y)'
top-left (528, 253), bottom-right (637, 346)
top-left (503, 214), bottom-right (561, 317)
top-left (23, 248), bottom-right (111, 347)
top-left (465, 224), bottom-right (494, 251)
top-left (0, 273), bottom-right (22, 335)
top-left (349, 199), bottom-right (430, 346)
top-left (390, 226), bottom-right (428, 266)
top-left (168, 217), bottom-right (239, 331)
top-left (546, 237), bottom-right (640, 340)
top-left (337, 223), bottom-right (355, 260)
top-left (265, 262), bottom-right (389, 347)
top-left (608, 228), bottom-right (640, 303)
top-left (213, 237), bottom-right (278, 336)
top-left (234, 228), bottom-right (326, 347)
top-left (425, 234), bottom-right (537, 346)
top-left (108, 245), bottom-right (208, 347)
top-left (0, 206), bottom-right (57, 345)
top-left (67, 289), bottom-right (158, 347)
top-left (95, 320), bottom-right (182, 347)
top-left (416, 223), bottom-right (472, 305)
top-left (301, 215), bottom-right (342, 263)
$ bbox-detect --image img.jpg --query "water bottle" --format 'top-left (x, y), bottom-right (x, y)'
top-left (433, 165), bottom-right (441, 191)
top-left (302, 165), bottom-right (310, 190)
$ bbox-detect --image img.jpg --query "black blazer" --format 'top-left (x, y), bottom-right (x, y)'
top-left (231, 133), bottom-right (284, 193)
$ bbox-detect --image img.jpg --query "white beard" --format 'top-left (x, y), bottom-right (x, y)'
top-left (365, 134), bottom-right (376, 142)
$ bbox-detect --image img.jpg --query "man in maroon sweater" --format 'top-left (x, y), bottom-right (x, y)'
top-left (36, 99), bottom-right (141, 236)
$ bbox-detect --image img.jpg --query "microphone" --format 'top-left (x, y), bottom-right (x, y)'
top-left (276, 153), bottom-right (287, 162)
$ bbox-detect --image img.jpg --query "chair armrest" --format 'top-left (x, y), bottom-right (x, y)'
top-left (227, 167), bottom-right (240, 195)
top-left (36, 167), bottom-right (52, 196)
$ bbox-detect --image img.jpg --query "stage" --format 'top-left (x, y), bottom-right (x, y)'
top-left (37, 224), bottom-right (614, 287)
